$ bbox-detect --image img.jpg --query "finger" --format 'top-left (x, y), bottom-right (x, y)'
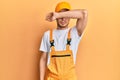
top-left (46, 15), bottom-right (50, 21)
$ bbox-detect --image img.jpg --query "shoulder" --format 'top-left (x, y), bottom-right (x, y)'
top-left (41, 30), bottom-right (50, 41)
top-left (44, 29), bottom-right (56, 35)
top-left (70, 26), bottom-right (78, 35)
top-left (44, 30), bottom-right (50, 35)
top-left (42, 29), bottom-right (56, 39)
top-left (71, 26), bottom-right (85, 40)
top-left (42, 30), bottom-right (51, 38)
top-left (70, 26), bottom-right (82, 38)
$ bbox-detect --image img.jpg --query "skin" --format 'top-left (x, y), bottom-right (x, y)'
top-left (56, 9), bottom-right (70, 29)
top-left (40, 9), bottom-right (88, 80)
top-left (46, 9), bottom-right (88, 35)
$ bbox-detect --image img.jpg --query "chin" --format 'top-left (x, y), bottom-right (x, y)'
top-left (59, 24), bottom-right (68, 28)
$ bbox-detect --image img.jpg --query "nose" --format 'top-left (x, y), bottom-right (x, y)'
top-left (61, 18), bottom-right (66, 21)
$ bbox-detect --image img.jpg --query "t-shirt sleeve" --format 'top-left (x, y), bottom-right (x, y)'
top-left (39, 31), bottom-right (50, 53)
top-left (71, 26), bottom-right (84, 39)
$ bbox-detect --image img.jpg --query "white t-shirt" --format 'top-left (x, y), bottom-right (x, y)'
top-left (39, 26), bottom-right (82, 65)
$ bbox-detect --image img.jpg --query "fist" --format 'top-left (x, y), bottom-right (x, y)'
top-left (45, 12), bottom-right (58, 22)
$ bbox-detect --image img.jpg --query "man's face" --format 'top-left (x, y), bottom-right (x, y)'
top-left (56, 9), bottom-right (70, 28)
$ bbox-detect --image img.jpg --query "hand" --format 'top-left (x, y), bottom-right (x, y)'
top-left (45, 12), bottom-right (58, 22)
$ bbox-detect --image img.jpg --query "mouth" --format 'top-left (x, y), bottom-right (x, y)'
top-left (60, 21), bottom-right (66, 25)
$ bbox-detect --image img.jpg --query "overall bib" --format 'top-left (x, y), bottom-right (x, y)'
top-left (45, 29), bottom-right (77, 80)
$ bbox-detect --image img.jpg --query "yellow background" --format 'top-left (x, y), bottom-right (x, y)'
top-left (0, 0), bottom-right (120, 80)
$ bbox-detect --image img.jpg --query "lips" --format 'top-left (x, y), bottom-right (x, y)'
top-left (60, 21), bottom-right (66, 25)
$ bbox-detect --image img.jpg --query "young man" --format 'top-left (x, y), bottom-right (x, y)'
top-left (39, 2), bottom-right (88, 80)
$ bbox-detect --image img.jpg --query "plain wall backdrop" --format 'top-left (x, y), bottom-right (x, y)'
top-left (0, 0), bottom-right (120, 80)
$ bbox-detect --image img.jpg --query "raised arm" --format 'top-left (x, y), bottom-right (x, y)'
top-left (46, 9), bottom-right (88, 36)
top-left (75, 9), bottom-right (88, 36)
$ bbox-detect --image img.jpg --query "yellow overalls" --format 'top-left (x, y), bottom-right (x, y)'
top-left (45, 29), bottom-right (77, 80)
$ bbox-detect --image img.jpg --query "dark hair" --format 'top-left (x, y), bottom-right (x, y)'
top-left (58, 8), bottom-right (70, 12)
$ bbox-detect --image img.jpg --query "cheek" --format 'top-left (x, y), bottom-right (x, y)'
top-left (57, 19), bottom-right (62, 22)
top-left (56, 19), bottom-right (61, 24)
top-left (66, 19), bottom-right (70, 23)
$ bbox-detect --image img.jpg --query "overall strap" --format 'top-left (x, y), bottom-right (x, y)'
top-left (50, 29), bottom-right (55, 51)
top-left (66, 28), bottom-right (71, 50)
